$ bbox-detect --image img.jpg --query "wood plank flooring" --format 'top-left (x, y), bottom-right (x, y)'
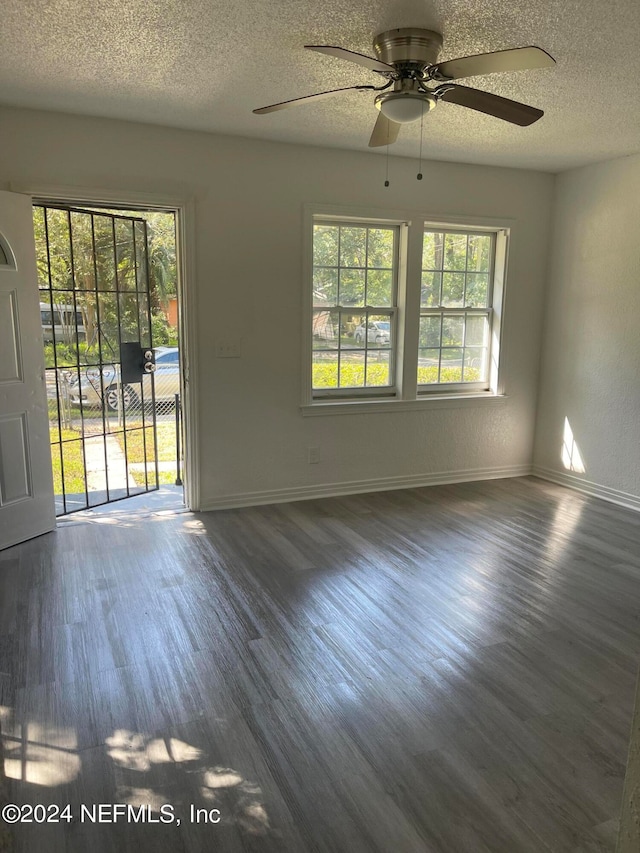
top-left (1, 476), bottom-right (639, 852)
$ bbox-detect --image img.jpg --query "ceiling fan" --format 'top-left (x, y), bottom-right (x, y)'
top-left (254, 28), bottom-right (555, 147)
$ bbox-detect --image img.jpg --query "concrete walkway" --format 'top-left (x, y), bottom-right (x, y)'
top-left (83, 434), bottom-right (137, 491)
top-left (55, 433), bottom-right (181, 515)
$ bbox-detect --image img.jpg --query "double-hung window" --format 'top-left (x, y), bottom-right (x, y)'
top-left (419, 229), bottom-right (494, 392)
top-left (312, 221), bottom-right (399, 396)
top-left (306, 211), bottom-right (507, 407)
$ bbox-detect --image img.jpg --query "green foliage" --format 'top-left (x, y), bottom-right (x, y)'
top-left (312, 362), bottom-right (480, 389)
top-left (44, 340), bottom-right (97, 368)
top-left (313, 363), bottom-right (389, 388)
top-left (313, 224), bottom-right (395, 308)
top-left (34, 205), bottom-right (177, 352)
top-left (422, 231), bottom-right (491, 308)
top-left (151, 313), bottom-right (178, 347)
top-left (114, 423), bottom-right (179, 485)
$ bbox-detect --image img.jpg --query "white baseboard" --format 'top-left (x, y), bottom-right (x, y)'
top-left (198, 464), bottom-right (533, 511)
top-left (532, 466), bottom-right (640, 513)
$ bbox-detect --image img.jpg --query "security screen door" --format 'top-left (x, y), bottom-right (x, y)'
top-left (35, 203), bottom-right (161, 515)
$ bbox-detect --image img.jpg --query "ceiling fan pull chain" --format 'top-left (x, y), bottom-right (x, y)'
top-left (417, 107), bottom-right (424, 180)
top-left (384, 122), bottom-right (391, 187)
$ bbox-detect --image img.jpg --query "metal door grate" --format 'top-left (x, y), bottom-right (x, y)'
top-left (34, 204), bottom-right (162, 515)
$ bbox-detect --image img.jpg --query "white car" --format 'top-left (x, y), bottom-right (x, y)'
top-left (68, 347), bottom-right (180, 411)
top-left (354, 321), bottom-right (391, 345)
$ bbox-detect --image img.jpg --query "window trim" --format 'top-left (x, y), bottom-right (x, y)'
top-left (302, 204), bottom-right (511, 409)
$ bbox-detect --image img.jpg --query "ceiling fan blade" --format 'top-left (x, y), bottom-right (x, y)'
top-left (437, 84), bottom-right (543, 126)
top-left (368, 112), bottom-right (402, 147)
top-left (433, 46), bottom-right (555, 81)
top-left (253, 85), bottom-right (376, 114)
top-left (305, 45), bottom-right (395, 74)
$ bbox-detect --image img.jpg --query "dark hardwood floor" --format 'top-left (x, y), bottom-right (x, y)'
top-left (1, 476), bottom-right (639, 852)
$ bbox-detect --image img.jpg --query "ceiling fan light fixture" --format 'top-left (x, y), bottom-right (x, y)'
top-left (376, 92), bottom-right (436, 124)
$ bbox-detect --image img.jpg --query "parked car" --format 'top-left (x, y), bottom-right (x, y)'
top-left (67, 347), bottom-right (180, 411)
top-left (354, 320), bottom-right (391, 345)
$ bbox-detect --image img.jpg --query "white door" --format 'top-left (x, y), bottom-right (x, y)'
top-left (0, 191), bottom-right (55, 550)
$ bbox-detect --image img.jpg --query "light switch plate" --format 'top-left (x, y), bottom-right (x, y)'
top-left (216, 339), bottom-right (241, 358)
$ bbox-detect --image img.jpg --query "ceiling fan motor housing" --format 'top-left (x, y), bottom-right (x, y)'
top-left (373, 28), bottom-right (443, 67)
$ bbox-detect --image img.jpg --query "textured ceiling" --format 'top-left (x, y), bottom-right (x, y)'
top-left (2, 0), bottom-right (640, 172)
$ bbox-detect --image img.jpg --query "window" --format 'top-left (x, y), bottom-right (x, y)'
top-left (0, 233), bottom-right (16, 269)
top-left (419, 230), bottom-right (493, 391)
top-left (306, 211), bottom-right (507, 407)
top-left (312, 222), bottom-right (398, 395)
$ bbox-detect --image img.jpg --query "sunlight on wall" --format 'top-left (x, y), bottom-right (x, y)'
top-left (562, 417), bottom-right (586, 473)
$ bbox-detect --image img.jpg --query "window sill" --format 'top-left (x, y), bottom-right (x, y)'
top-left (301, 393), bottom-right (508, 416)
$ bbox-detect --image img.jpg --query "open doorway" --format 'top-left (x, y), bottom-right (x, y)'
top-left (34, 202), bottom-right (185, 515)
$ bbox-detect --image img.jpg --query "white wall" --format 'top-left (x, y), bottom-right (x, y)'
top-left (534, 153), bottom-right (640, 508)
top-left (0, 106), bottom-right (554, 509)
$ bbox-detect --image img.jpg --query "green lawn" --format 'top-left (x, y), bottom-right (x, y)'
top-left (50, 429), bottom-right (86, 494)
top-left (312, 362), bottom-right (480, 388)
top-left (115, 423), bottom-right (180, 485)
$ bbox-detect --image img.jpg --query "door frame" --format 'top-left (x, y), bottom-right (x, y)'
top-left (10, 182), bottom-right (200, 511)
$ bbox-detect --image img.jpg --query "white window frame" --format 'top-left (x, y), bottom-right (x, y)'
top-left (310, 216), bottom-right (402, 400)
top-left (302, 204), bottom-right (509, 414)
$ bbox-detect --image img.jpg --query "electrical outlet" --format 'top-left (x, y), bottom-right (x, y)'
top-left (308, 447), bottom-right (320, 464)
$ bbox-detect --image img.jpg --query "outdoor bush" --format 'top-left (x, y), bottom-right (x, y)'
top-left (313, 362), bottom-right (480, 388)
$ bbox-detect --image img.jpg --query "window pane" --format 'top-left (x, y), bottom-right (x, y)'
top-left (367, 314), bottom-right (392, 349)
top-left (313, 268), bottom-right (338, 306)
top-left (366, 352), bottom-right (390, 386)
top-left (440, 349), bottom-right (463, 382)
top-left (442, 316), bottom-right (464, 347)
top-left (313, 225), bottom-right (339, 267)
top-left (465, 314), bottom-right (488, 347)
top-left (367, 228), bottom-right (394, 268)
top-left (339, 268), bottom-right (365, 307)
top-left (312, 309), bottom-right (339, 348)
top-left (468, 234), bottom-right (491, 272)
top-left (442, 273), bottom-right (464, 306)
top-left (444, 233), bottom-right (467, 271)
top-left (366, 269), bottom-right (393, 306)
top-left (464, 348), bottom-right (486, 381)
top-left (421, 272), bottom-right (442, 307)
top-left (417, 349), bottom-right (441, 384)
top-left (339, 352), bottom-right (365, 388)
top-left (465, 273), bottom-right (489, 307)
top-left (419, 315), bottom-right (441, 348)
top-left (340, 227), bottom-right (367, 268)
top-left (423, 231), bottom-right (444, 270)
top-left (312, 351), bottom-right (338, 388)
top-left (340, 312), bottom-right (361, 346)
